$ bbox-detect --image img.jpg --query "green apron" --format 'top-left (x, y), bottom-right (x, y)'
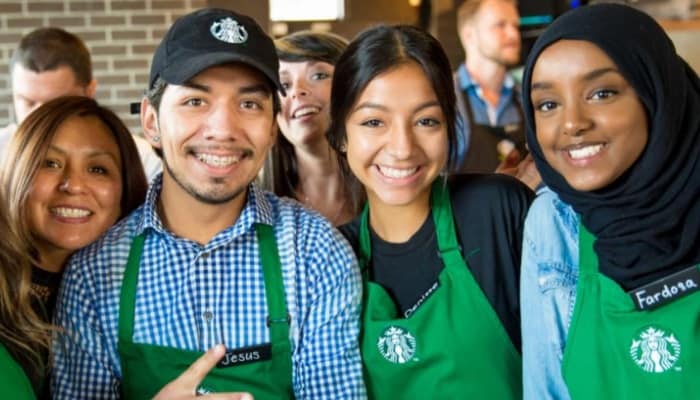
top-left (562, 223), bottom-right (700, 399)
top-left (118, 224), bottom-right (293, 399)
top-left (0, 342), bottom-right (36, 399)
top-left (359, 183), bottom-right (522, 399)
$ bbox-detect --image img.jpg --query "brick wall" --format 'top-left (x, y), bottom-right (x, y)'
top-left (0, 0), bottom-right (426, 134)
top-left (0, 0), bottom-right (207, 134)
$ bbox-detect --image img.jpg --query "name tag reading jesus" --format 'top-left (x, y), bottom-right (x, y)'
top-left (217, 343), bottom-right (272, 368)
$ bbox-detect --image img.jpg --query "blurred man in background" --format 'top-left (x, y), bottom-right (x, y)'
top-left (1, 27), bottom-right (161, 180)
top-left (453, 0), bottom-right (525, 174)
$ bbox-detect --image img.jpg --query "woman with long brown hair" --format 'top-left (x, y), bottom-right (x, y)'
top-left (0, 96), bottom-right (148, 398)
top-left (263, 30), bottom-right (364, 225)
top-left (0, 190), bottom-right (50, 399)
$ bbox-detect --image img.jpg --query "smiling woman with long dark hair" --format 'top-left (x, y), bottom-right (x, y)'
top-left (331, 24), bottom-right (533, 398)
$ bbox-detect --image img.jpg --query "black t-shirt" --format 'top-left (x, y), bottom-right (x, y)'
top-left (29, 265), bottom-right (62, 399)
top-left (339, 173), bottom-right (533, 351)
top-left (31, 265), bottom-right (63, 323)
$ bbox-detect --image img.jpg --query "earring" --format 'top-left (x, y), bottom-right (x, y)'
top-left (152, 136), bottom-right (160, 142)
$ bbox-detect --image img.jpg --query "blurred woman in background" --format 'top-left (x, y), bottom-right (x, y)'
top-left (264, 30), bottom-right (364, 225)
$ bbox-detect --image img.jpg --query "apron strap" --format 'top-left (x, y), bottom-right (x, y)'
top-left (118, 227), bottom-right (290, 346)
top-left (256, 223), bottom-right (290, 344)
top-left (431, 180), bottom-right (462, 265)
top-left (358, 205), bottom-right (371, 275)
top-left (455, 70), bottom-right (477, 133)
top-left (578, 221), bottom-right (599, 276)
top-left (118, 234), bottom-right (145, 344)
top-left (358, 181), bottom-right (462, 273)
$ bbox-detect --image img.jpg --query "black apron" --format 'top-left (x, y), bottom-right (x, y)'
top-left (454, 72), bottom-right (526, 173)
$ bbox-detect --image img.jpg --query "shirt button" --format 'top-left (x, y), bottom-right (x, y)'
top-left (200, 252), bottom-right (209, 261)
top-left (202, 311), bottom-right (214, 321)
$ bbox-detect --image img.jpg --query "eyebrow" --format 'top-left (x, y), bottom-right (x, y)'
top-left (279, 62), bottom-right (326, 77)
top-left (47, 145), bottom-right (120, 164)
top-left (281, 60), bottom-right (321, 69)
top-left (239, 83), bottom-right (272, 96)
top-left (351, 100), bottom-right (441, 114)
top-left (531, 67), bottom-right (620, 91)
top-left (306, 61), bottom-right (331, 69)
top-left (180, 81), bottom-right (271, 97)
top-left (181, 81), bottom-right (210, 92)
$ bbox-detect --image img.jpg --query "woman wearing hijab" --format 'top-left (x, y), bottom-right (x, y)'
top-left (520, 4), bottom-right (700, 399)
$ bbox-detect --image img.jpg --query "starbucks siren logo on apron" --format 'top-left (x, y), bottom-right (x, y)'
top-left (630, 326), bottom-right (681, 373)
top-left (377, 326), bottom-right (416, 364)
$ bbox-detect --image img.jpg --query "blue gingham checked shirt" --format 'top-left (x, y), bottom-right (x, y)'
top-left (52, 176), bottom-right (366, 399)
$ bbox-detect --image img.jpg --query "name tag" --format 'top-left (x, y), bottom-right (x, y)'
top-left (217, 343), bottom-right (272, 368)
top-left (404, 281), bottom-right (440, 318)
top-left (629, 265), bottom-right (700, 311)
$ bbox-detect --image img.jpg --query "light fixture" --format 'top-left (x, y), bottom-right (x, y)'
top-left (269, 0), bottom-right (345, 21)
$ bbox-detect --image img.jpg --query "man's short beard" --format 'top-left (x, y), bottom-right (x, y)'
top-left (162, 157), bottom-right (247, 205)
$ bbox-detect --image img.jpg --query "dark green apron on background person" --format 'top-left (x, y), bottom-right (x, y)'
top-left (0, 342), bottom-right (36, 399)
top-left (117, 224), bottom-right (293, 399)
top-left (454, 72), bottom-right (526, 174)
top-left (359, 182), bottom-right (522, 399)
top-left (562, 223), bottom-right (699, 399)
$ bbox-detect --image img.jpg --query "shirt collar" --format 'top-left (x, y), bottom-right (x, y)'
top-left (458, 63), bottom-right (516, 91)
top-left (457, 64), bottom-right (476, 90)
top-left (136, 174), bottom-right (275, 239)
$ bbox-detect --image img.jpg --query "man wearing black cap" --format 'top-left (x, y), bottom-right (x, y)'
top-left (52, 8), bottom-right (365, 399)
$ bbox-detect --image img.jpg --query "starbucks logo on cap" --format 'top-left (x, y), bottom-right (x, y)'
top-left (210, 17), bottom-right (248, 44)
top-left (377, 326), bottom-right (416, 364)
top-left (630, 326), bottom-right (681, 373)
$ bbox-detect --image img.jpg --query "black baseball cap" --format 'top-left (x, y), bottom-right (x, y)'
top-left (149, 8), bottom-right (284, 95)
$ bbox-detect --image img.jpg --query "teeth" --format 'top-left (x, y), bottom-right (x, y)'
top-left (51, 207), bottom-right (91, 218)
top-left (293, 106), bottom-right (320, 118)
top-left (568, 144), bottom-right (603, 160)
top-left (379, 166), bottom-right (417, 179)
top-left (197, 153), bottom-right (240, 167)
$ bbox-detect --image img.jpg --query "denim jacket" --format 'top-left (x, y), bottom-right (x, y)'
top-left (521, 187), bottom-right (579, 400)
